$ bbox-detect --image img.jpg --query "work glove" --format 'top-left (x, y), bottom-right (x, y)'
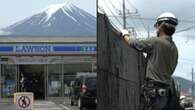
top-left (121, 29), bottom-right (130, 37)
top-left (121, 29), bottom-right (131, 42)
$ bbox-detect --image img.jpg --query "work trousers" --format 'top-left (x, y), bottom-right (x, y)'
top-left (149, 96), bottom-right (168, 110)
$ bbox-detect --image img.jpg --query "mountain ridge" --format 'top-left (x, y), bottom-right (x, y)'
top-left (2, 2), bottom-right (96, 37)
top-left (173, 76), bottom-right (193, 94)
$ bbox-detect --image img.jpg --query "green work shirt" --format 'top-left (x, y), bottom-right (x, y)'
top-left (128, 36), bottom-right (178, 84)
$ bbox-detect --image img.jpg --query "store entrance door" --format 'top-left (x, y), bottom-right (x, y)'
top-left (19, 65), bottom-right (45, 99)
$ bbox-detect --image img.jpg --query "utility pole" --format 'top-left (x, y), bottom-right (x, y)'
top-left (109, 0), bottom-right (138, 30)
top-left (147, 26), bottom-right (150, 38)
top-left (192, 67), bottom-right (194, 96)
top-left (122, 0), bottom-right (126, 29)
top-left (109, 0), bottom-right (138, 35)
top-left (120, 0), bottom-right (138, 36)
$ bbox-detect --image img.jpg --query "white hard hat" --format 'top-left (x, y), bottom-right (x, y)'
top-left (180, 95), bottom-right (186, 100)
top-left (155, 12), bottom-right (178, 27)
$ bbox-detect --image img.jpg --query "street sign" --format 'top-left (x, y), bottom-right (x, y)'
top-left (14, 92), bottom-right (34, 110)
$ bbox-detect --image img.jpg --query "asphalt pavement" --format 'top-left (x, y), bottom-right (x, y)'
top-left (60, 97), bottom-right (96, 110)
top-left (0, 100), bottom-right (65, 110)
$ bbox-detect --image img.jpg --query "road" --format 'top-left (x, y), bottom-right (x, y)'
top-left (0, 97), bottom-right (96, 110)
top-left (58, 97), bottom-right (96, 110)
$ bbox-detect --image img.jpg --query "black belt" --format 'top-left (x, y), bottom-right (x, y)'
top-left (142, 80), bottom-right (170, 97)
top-left (146, 79), bottom-right (170, 87)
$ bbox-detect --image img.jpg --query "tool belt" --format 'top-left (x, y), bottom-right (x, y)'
top-left (142, 80), bottom-right (170, 98)
top-left (141, 80), bottom-right (170, 110)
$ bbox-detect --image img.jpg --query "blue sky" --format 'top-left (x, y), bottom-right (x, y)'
top-left (0, 0), bottom-right (96, 28)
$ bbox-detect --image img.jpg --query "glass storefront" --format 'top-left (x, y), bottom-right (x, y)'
top-left (0, 43), bottom-right (96, 99)
top-left (48, 64), bottom-right (62, 97)
top-left (0, 65), bottom-right (18, 98)
top-left (0, 62), bottom-right (96, 99)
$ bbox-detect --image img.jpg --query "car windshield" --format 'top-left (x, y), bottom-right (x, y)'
top-left (86, 77), bottom-right (96, 87)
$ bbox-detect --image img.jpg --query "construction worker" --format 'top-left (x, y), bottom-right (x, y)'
top-left (122, 12), bottom-right (179, 110)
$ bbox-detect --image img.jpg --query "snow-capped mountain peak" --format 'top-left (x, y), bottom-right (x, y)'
top-left (44, 2), bottom-right (74, 21)
top-left (2, 2), bottom-right (96, 37)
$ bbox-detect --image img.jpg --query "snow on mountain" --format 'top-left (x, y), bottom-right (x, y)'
top-left (2, 2), bottom-right (96, 37)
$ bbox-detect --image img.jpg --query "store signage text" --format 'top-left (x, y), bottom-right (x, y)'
top-left (15, 46), bottom-right (52, 53)
top-left (0, 44), bottom-right (96, 54)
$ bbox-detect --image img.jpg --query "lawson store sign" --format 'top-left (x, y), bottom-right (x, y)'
top-left (15, 45), bottom-right (52, 53)
top-left (0, 44), bottom-right (96, 55)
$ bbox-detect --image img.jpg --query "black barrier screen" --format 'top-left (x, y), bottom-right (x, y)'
top-left (97, 13), bottom-right (146, 110)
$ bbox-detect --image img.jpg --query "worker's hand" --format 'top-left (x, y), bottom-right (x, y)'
top-left (121, 29), bottom-right (130, 43)
top-left (121, 29), bottom-right (129, 37)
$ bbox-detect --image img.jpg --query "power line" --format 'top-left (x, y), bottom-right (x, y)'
top-left (135, 15), bottom-right (149, 36)
top-left (101, 0), bottom-right (142, 37)
top-left (178, 60), bottom-right (195, 65)
top-left (107, 17), bottom-right (141, 37)
top-left (110, 16), bottom-right (195, 24)
top-left (97, 6), bottom-right (121, 31)
top-left (115, 0), bottom-right (122, 6)
top-left (176, 25), bottom-right (195, 33)
top-left (120, 0), bottom-right (140, 37)
top-left (115, 0), bottom-right (131, 11)
top-left (126, 21), bottom-right (139, 37)
top-left (126, 17), bottom-right (141, 37)
top-left (174, 34), bottom-right (195, 38)
top-left (126, 0), bottom-right (137, 10)
top-left (108, 0), bottom-right (138, 29)
top-left (180, 58), bottom-right (195, 62)
top-left (183, 15), bottom-right (195, 20)
top-left (116, 0), bottom-right (137, 12)
top-left (107, 0), bottom-right (121, 12)
top-left (98, 1), bottom-right (133, 30)
top-left (102, 0), bottom-right (123, 28)
top-left (109, 14), bottom-right (195, 34)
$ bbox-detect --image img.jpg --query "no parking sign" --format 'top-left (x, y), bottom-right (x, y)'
top-left (14, 92), bottom-right (34, 110)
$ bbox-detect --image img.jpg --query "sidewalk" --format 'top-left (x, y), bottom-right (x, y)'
top-left (0, 99), bottom-right (66, 110)
top-left (0, 98), bottom-right (14, 110)
top-left (0, 98), bottom-right (13, 103)
top-left (34, 101), bottom-right (64, 110)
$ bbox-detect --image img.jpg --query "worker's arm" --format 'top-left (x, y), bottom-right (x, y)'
top-left (122, 30), bottom-right (155, 53)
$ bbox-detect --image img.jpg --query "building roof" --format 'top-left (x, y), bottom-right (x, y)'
top-left (0, 36), bottom-right (96, 43)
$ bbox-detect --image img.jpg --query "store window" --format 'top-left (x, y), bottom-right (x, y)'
top-left (0, 65), bottom-right (17, 98)
top-left (48, 64), bottom-right (62, 97)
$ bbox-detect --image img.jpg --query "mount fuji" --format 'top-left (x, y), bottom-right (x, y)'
top-left (2, 3), bottom-right (96, 37)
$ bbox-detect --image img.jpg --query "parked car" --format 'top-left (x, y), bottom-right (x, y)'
top-left (180, 96), bottom-right (194, 109)
top-left (70, 74), bottom-right (97, 110)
